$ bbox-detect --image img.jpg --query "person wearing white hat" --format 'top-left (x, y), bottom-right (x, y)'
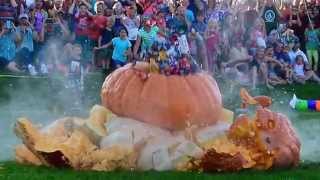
top-left (18, 13), bottom-right (29, 20)
top-left (15, 13), bottom-right (38, 75)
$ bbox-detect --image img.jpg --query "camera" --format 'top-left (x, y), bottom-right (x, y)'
top-left (5, 20), bottom-right (13, 29)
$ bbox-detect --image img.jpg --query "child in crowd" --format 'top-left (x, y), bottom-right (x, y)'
top-left (95, 17), bottom-right (115, 70)
top-left (280, 28), bottom-right (299, 46)
top-left (222, 40), bottom-right (254, 87)
top-left (249, 47), bottom-right (273, 89)
top-left (266, 30), bottom-right (280, 47)
top-left (112, 2), bottom-right (125, 36)
top-left (229, 40), bottom-right (251, 62)
top-left (231, 17), bottom-right (245, 44)
top-left (133, 19), bottom-right (159, 59)
top-left (55, 43), bottom-right (82, 76)
top-left (288, 43), bottom-right (309, 65)
top-left (94, 28), bottom-right (132, 69)
top-left (30, 0), bottom-right (47, 42)
top-left (122, 5), bottom-right (140, 45)
top-left (67, 43), bottom-right (83, 90)
top-left (89, 1), bottom-right (107, 52)
top-left (151, 7), bottom-right (167, 30)
top-left (179, 0), bottom-right (195, 26)
top-left (293, 55), bottom-right (320, 84)
top-left (89, 1), bottom-right (108, 69)
top-left (305, 21), bottom-right (320, 71)
top-left (192, 11), bottom-right (207, 37)
top-left (74, 3), bottom-right (93, 70)
top-left (264, 46), bottom-right (288, 86)
top-left (166, 5), bottom-right (188, 35)
top-left (249, 18), bottom-right (267, 51)
top-left (204, 19), bottom-right (220, 74)
top-left (188, 27), bottom-right (208, 71)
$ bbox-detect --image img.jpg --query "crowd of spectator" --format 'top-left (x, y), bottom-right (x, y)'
top-left (0, 0), bottom-right (320, 89)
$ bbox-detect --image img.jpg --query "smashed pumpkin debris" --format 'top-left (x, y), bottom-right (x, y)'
top-left (14, 63), bottom-right (300, 172)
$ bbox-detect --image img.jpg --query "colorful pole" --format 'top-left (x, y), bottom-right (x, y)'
top-left (290, 94), bottom-right (320, 111)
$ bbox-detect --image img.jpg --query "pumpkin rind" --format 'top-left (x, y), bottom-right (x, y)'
top-left (101, 62), bottom-right (223, 130)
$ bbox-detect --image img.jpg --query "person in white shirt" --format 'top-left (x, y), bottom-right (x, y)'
top-left (293, 55), bottom-right (320, 84)
top-left (122, 5), bottom-right (140, 45)
top-left (288, 43), bottom-right (308, 65)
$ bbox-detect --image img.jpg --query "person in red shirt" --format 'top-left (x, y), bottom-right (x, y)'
top-left (74, 3), bottom-right (93, 70)
top-left (88, 1), bottom-right (107, 41)
top-left (280, 1), bottom-right (291, 23)
top-left (75, 3), bottom-right (92, 37)
top-left (90, 1), bottom-right (107, 69)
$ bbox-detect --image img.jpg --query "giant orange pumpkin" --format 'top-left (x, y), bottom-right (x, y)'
top-left (101, 62), bottom-right (223, 130)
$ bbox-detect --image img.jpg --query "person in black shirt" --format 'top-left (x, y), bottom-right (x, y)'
top-left (261, 0), bottom-right (281, 35)
top-left (94, 17), bottom-right (115, 70)
top-left (312, 6), bottom-right (320, 28)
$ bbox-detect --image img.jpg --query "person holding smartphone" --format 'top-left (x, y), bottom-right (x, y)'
top-left (0, 20), bottom-right (21, 73)
top-left (288, 5), bottom-right (309, 52)
top-left (15, 13), bottom-right (39, 75)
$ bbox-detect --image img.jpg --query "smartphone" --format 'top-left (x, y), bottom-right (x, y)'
top-left (5, 20), bottom-right (13, 29)
top-left (45, 18), bottom-right (54, 24)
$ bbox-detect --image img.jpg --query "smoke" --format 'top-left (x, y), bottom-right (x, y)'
top-left (1, 58), bottom-right (319, 164)
top-left (0, 39), bottom-right (103, 161)
top-left (0, 77), bottom-right (58, 161)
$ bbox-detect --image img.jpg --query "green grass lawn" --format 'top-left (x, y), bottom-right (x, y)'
top-left (1, 161), bottom-right (320, 180)
top-left (0, 72), bottom-right (320, 179)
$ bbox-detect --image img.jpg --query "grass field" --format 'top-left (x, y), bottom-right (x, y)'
top-left (1, 161), bottom-right (320, 180)
top-left (0, 72), bottom-right (320, 179)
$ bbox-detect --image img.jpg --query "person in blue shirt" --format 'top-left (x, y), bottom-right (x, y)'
top-left (166, 6), bottom-right (188, 35)
top-left (192, 11), bottom-right (207, 37)
top-left (179, 0), bottom-right (195, 25)
top-left (0, 20), bottom-right (21, 72)
top-left (94, 28), bottom-right (132, 69)
top-left (273, 42), bottom-right (292, 82)
top-left (274, 42), bottom-right (291, 64)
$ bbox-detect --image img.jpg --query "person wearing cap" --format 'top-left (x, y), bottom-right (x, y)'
top-left (15, 13), bottom-right (38, 74)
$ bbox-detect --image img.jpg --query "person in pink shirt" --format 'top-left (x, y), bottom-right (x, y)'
top-left (204, 19), bottom-right (220, 74)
